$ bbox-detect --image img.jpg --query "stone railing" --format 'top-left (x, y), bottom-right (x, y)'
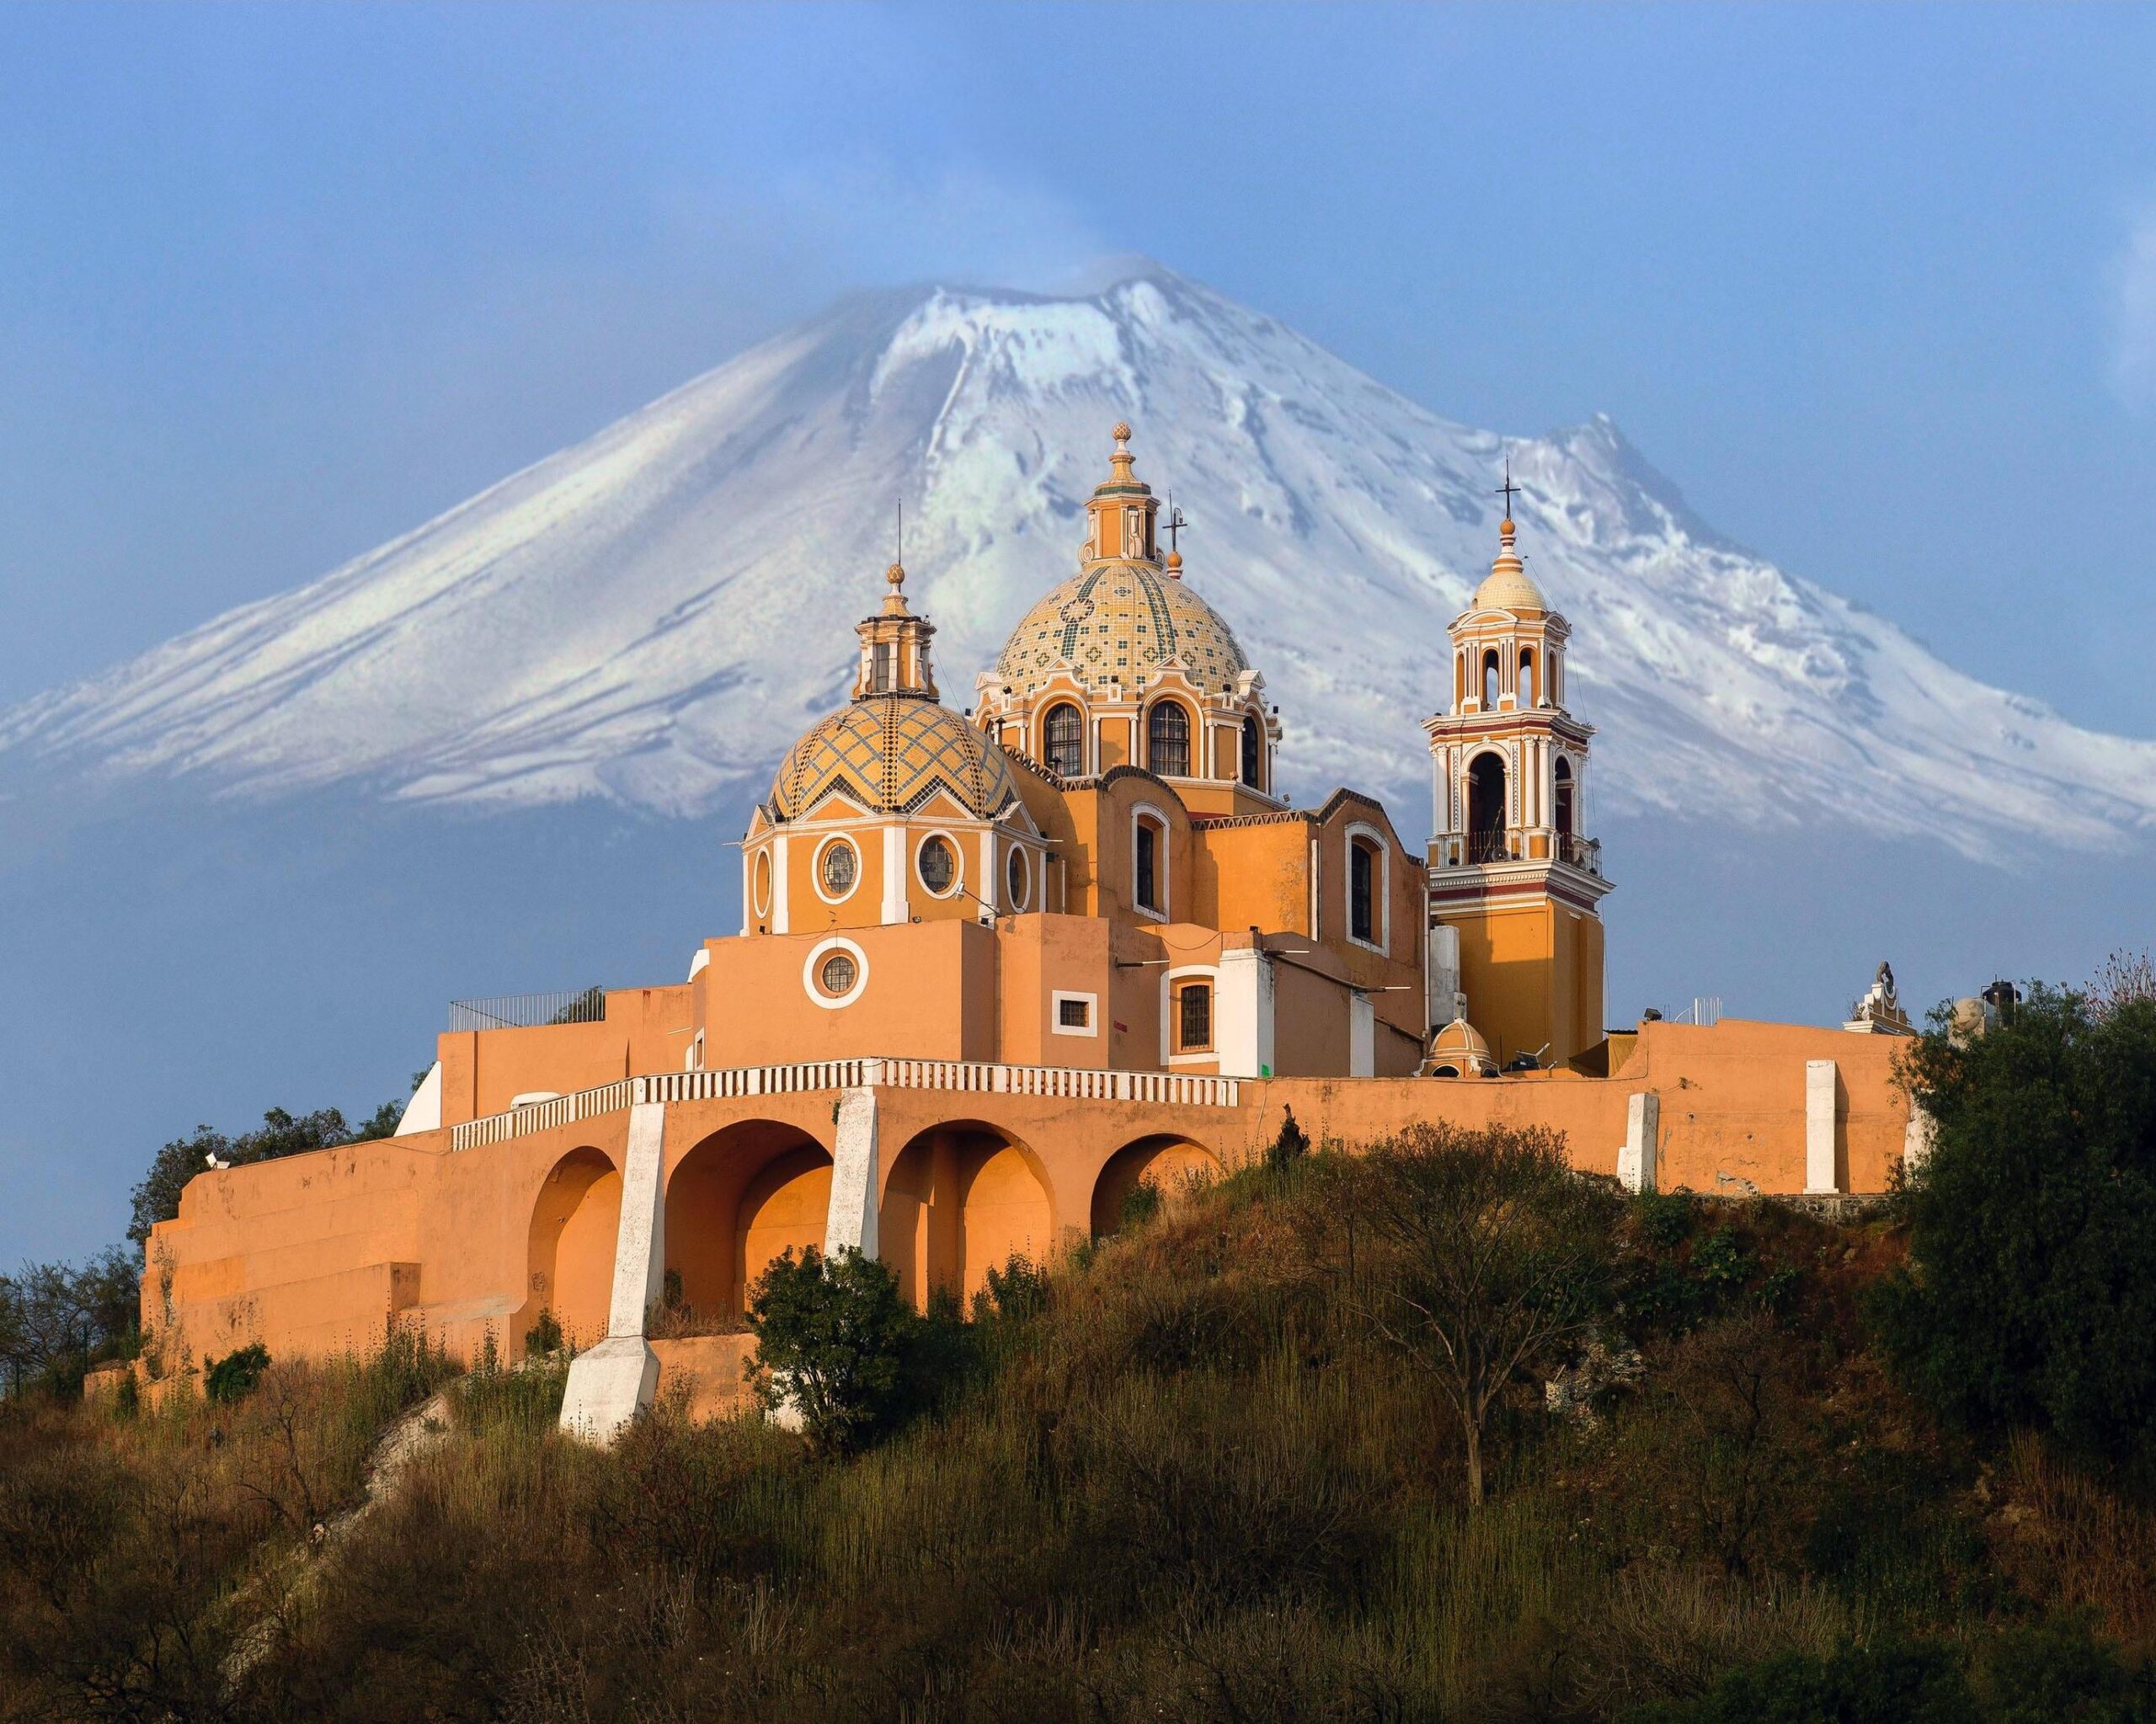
top-left (449, 1057), bottom-right (1241, 1151)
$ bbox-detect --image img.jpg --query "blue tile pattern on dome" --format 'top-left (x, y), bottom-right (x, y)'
top-left (996, 559), bottom-right (1251, 703)
top-left (771, 697), bottom-right (1019, 821)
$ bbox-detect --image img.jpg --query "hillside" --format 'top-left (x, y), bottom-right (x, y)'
top-left (3, 264), bottom-right (2153, 858)
top-left (8, 1134), bottom-right (2156, 1722)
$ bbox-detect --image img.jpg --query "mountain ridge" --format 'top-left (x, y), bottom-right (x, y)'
top-left (5, 262), bottom-right (2151, 860)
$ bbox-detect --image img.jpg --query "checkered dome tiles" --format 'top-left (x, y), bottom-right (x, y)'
top-left (994, 558), bottom-right (1251, 706)
top-left (770, 696), bottom-right (1020, 822)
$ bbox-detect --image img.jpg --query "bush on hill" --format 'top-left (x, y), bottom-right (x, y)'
top-left (1873, 978), bottom-right (2156, 1472)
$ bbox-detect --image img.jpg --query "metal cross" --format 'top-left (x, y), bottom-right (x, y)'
top-left (1164, 494), bottom-right (1188, 553)
top-left (1495, 456), bottom-right (1520, 520)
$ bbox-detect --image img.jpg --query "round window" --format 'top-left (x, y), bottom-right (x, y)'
top-left (918, 835), bottom-right (957, 895)
top-left (819, 839), bottom-right (857, 897)
top-left (752, 850), bottom-right (772, 919)
top-left (1006, 846), bottom-right (1028, 910)
top-left (819, 952), bottom-right (857, 996)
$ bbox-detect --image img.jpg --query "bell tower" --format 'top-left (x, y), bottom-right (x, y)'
top-left (1422, 499), bottom-right (1612, 1070)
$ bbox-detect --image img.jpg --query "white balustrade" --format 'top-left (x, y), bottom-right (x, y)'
top-left (446, 1056), bottom-right (1240, 1150)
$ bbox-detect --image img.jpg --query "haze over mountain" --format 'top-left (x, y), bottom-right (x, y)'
top-left (5, 263), bottom-right (2151, 861)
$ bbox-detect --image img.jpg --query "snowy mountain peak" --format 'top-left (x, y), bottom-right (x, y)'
top-left (3, 264), bottom-right (2152, 858)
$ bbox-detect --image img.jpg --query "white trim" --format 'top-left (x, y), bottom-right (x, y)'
top-left (1006, 845), bottom-right (1032, 912)
top-left (803, 937), bottom-right (870, 1010)
top-left (881, 825), bottom-right (908, 924)
top-left (1348, 990), bottom-right (1374, 1077)
top-left (1050, 989), bottom-right (1098, 1038)
top-left (978, 828), bottom-right (998, 920)
top-left (811, 833), bottom-right (862, 905)
top-left (751, 846), bottom-right (774, 925)
top-left (914, 829), bottom-right (963, 900)
top-left (1130, 802), bottom-right (1170, 921)
top-left (771, 833), bottom-right (791, 934)
top-left (1343, 819), bottom-right (1391, 956)
top-left (686, 947), bottom-right (710, 981)
top-left (1214, 949), bottom-right (1276, 1079)
top-left (1160, 963), bottom-right (1221, 1064)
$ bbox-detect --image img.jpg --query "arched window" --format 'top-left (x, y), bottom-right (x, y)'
top-left (1467, 753), bottom-right (1508, 864)
top-left (1043, 702), bottom-right (1084, 777)
top-left (1481, 649), bottom-right (1500, 710)
top-left (1518, 648), bottom-right (1536, 708)
top-left (1553, 757), bottom-right (1575, 838)
top-left (1240, 714), bottom-right (1262, 788)
top-left (1147, 702), bottom-right (1190, 778)
top-left (1176, 980), bottom-right (1213, 1053)
top-left (1134, 813), bottom-right (1166, 915)
top-left (1349, 838), bottom-right (1378, 945)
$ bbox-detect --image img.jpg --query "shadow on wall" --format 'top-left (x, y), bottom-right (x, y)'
top-left (881, 1122), bottom-right (1054, 1310)
top-left (522, 1145), bottom-right (619, 1353)
top-left (1091, 1134), bottom-right (1223, 1238)
top-left (664, 1119), bottom-right (833, 1321)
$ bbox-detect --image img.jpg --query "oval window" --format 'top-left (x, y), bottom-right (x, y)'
top-left (1006, 846), bottom-right (1029, 910)
top-left (819, 952), bottom-right (857, 996)
top-left (819, 839), bottom-right (857, 897)
top-left (918, 835), bottom-right (957, 895)
top-left (752, 850), bottom-right (772, 919)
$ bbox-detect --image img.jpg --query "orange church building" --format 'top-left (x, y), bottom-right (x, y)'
top-left (141, 427), bottom-right (1925, 1438)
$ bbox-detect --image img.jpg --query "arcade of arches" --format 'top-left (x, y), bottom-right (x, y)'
top-left (523, 1147), bottom-right (621, 1348)
top-left (664, 1121), bottom-right (833, 1320)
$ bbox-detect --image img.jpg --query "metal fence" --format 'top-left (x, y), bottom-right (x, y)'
top-left (447, 987), bottom-right (607, 1033)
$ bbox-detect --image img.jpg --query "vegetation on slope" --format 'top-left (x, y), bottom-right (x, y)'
top-left (2, 965), bottom-right (2153, 1721)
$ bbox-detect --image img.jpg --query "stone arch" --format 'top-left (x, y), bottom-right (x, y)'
top-left (1091, 1134), bottom-right (1224, 1238)
top-left (879, 1119), bottom-right (1055, 1310)
top-left (522, 1145), bottom-right (619, 1353)
top-left (1467, 749), bottom-right (1508, 862)
top-left (664, 1119), bottom-right (833, 1318)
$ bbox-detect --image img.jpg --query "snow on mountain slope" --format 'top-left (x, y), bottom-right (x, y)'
top-left (4, 263), bottom-right (2152, 859)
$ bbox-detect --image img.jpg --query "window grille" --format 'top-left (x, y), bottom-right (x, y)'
top-left (1178, 983), bottom-right (1212, 1052)
top-left (1148, 703), bottom-right (1190, 778)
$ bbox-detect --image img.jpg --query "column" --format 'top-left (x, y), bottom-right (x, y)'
top-left (1618, 1092), bottom-right (1658, 1193)
top-left (771, 833), bottom-right (791, 935)
top-left (881, 825), bottom-right (908, 925)
top-left (1806, 1059), bottom-right (1840, 1193)
top-left (825, 1080), bottom-right (881, 1258)
top-left (558, 1102), bottom-right (667, 1445)
top-left (1348, 990), bottom-right (1374, 1077)
top-left (1215, 947), bottom-right (1277, 1078)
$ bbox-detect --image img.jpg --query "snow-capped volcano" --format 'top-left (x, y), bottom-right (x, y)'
top-left (5, 262), bottom-right (2152, 859)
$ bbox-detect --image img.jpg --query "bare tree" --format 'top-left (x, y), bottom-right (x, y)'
top-left (1354, 1124), bottom-right (1616, 1508)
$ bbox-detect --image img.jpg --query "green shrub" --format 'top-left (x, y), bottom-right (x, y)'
top-left (203, 1342), bottom-right (270, 1404)
top-left (1871, 985), bottom-right (2156, 1471)
top-left (746, 1246), bottom-right (918, 1455)
top-left (524, 1306), bottom-right (565, 1357)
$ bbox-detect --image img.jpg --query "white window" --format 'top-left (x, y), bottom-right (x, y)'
top-left (814, 836), bottom-right (860, 903)
top-left (801, 937), bottom-right (869, 1009)
top-left (1006, 846), bottom-right (1030, 911)
top-left (916, 832), bottom-right (960, 898)
top-left (1051, 990), bottom-right (1098, 1038)
top-left (1131, 807), bottom-right (1169, 918)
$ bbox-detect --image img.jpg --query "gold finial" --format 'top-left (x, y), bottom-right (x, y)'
top-left (881, 559), bottom-right (910, 616)
top-left (886, 560), bottom-right (905, 590)
top-left (1108, 421), bottom-right (1136, 482)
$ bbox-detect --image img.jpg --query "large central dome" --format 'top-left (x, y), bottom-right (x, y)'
top-left (994, 559), bottom-right (1251, 704)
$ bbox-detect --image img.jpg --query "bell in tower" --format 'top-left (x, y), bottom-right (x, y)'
top-left (1422, 491), bottom-right (1613, 1070)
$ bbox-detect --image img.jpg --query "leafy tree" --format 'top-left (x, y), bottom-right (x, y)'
top-left (129, 1101), bottom-right (408, 1245)
top-left (1356, 1123), bottom-right (1618, 1507)
top-left (745, 1246), bottom-right (919, 1454)
top-left (204, 1342), bottom-right (270, 1404)
top-left (1871, 982), bottom-right (2156, 1470)
top-left (0, 1249), bottom-right (141, 1396)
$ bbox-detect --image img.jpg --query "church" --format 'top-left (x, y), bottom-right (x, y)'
top-left (140, 427), bottom-right (1924, 1438)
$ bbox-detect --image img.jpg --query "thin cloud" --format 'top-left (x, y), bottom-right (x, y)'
top-left (2110, 205), bottom-right (2156, 408)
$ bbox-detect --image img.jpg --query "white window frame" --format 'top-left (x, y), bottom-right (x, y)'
top-left (914, 828), bottom-right (963, 900)
top-left (1006, 845), bottom-right (1032, 912)
top-left (812, 833), bottom-right (862, 905)
top-left (1160, 963), bottom-right (1221, 1065)
top-left (802, 936), bottom-right (870, 1010)
top-left (1051, 989), bottom-right (1098, 1038)
top-left (1130, 803), bottom-right (1170, 921)
top-left (751, 846), bottom-right (773, 921)
top-left (1343, 820), bottom-right (1390, 957)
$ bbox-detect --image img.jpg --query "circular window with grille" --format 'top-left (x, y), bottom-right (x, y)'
top-left (1006, 846), bottom-right (1029, 911)
top-left (802, 937), bottom-right (867, 1009)
top-left (917, 833), bottom-right (958, 897)
top-left (817, 837), bottom-right (858, 901)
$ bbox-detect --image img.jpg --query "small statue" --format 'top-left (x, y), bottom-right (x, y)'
top-left (1876, 960), bottom-right (1897, 1005)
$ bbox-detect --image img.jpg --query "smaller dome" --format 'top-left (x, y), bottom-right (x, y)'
top-left (1426, 1017), bottom-right (1497, 1078)
top-left (771, 697), bottom-right (1018, 822)
top-left (1472, 519), bottom-right (1548, 614)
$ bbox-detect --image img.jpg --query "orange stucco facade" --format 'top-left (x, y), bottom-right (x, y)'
top-left (139, 428), bottom-right (1925, 1420)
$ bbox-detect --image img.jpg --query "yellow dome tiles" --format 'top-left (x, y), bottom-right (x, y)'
top-left (995, 560), bottom-right (1251, 706)
top-left (771, 696), bottom-right (1019, 821)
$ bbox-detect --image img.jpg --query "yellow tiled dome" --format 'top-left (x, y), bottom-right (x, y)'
top-left (770, 696), bottom-right (1018, 821)
top-left (995, 560), bottom-right (1251, 704)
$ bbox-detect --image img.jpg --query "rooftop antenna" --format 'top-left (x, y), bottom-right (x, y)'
top-left (896, 499), bottom-right (903, 567)
top-left (1164, 491), bottom-right (1188, 554)
top-left (1495, 452), bottom-right (1521, 520)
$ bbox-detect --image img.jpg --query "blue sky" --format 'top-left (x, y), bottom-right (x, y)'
top-left (5, 3), bottom-right (2155, 736)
